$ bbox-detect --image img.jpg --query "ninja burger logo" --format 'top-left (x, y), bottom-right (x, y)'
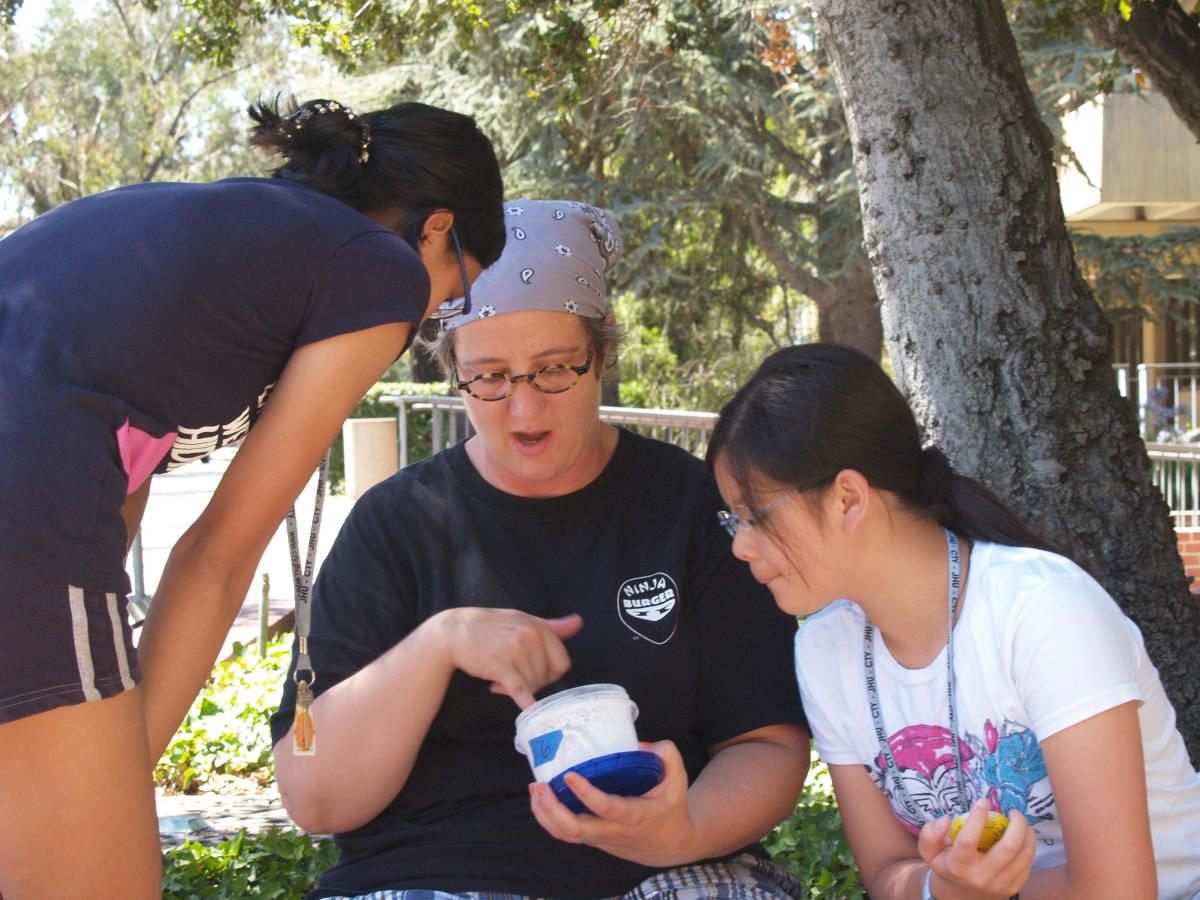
top-left (617, 572), bottom-right (679, 644)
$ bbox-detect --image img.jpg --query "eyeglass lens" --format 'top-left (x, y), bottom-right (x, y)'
top-left (459, 349), bottom-right (594, 401)
top-left (466, 364), bottom-right (582, 400)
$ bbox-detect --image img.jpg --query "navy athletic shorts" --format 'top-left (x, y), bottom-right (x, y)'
top-left (0, 558), bottom-right (140, 725)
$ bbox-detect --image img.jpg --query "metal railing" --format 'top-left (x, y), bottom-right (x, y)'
top-left (381, 394), bottom-right (718, 465)
top-left (1148, 442), bottom-right (1200, 530)
top-left (1113, 362), bottom-right (1200, 441)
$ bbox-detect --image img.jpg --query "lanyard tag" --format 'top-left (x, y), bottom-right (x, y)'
top-left (293, 681), bottom-right (317, 756)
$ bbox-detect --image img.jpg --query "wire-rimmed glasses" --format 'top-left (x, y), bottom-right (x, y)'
top-left (717, 487), bottom-right (803, 538)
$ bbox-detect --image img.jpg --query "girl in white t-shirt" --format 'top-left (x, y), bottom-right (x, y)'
top-left (707, 343), bottom-right (1200, 900)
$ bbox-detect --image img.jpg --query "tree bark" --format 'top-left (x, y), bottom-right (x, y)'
top-left (815, 252), bottom-right (883, 362)
top-left (1088, 0), bottom-right (1200, 144)
top-left (812, 0), bottom-right (1200, 763)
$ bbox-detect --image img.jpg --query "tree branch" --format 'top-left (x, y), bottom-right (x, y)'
top-left (144, 63), bottom-right (248, 181)
top-left (747, 209), bottom-right (830, 307)
top-left (1087, 0), bottom-right (1200, 142)
top-left (109, 0), bottom-right (138, 46)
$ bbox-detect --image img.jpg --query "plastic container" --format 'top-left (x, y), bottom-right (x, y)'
top-left (514, 683), bottom-right (664, 813)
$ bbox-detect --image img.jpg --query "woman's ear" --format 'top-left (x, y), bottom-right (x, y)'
top-left (831, 469), bottom-right (871, 534)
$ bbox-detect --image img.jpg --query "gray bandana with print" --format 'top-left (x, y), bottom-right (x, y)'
top-left (439, 198), bottom-right (623, 330)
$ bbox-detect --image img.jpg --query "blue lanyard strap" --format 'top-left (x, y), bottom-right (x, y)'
top-left (863, 528), bottom-right (967, 823)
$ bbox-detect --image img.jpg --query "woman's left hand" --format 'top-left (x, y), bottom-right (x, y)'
top-left (528, 740), bottom-right (698, 867)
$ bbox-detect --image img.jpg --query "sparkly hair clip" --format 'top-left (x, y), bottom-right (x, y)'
top-left (284, 99), bottom-right (371, 165)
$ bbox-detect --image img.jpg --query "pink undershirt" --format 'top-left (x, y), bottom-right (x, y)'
top-left (115, 419), bottom-right (176, 495)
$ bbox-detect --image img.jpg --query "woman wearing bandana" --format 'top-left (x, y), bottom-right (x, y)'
top-left (271, 200), bottom-right (810, 899)
top-left (0, 97), bottom-right (504, 897)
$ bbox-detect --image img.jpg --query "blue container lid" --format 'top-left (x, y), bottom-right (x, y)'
top-left (547, 750), bottom-right (665, 814)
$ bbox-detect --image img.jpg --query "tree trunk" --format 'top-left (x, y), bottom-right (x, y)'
top-left (1088, 0), bottom-right (1200, 144)
top-left (815, 253), bottom-right (883, 362)
top-left (812, 0), bottom-right (1200, 763)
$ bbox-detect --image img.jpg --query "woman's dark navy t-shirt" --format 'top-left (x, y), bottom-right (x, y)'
top-left (0, 177), bottom-right (429, 590)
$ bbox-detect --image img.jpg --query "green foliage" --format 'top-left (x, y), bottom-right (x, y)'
top-left (0, 0), bottom-right (306, 230)
top-left (766, 761), bottom-right (865, 899)
top-left (1023, 0), bottom-right (1150, 38)
top-left (614, 292), bottom-right (780, 413)
top-left (1071, 226), bottom-right (1200, 323)
top-left (327, 379), bottom-right (451, 491)
top-left (158, 0), bottom-right (868, 353)
top-left (394, 1), bottom-right (854, 356)
top-left (155, 637), bottom-right (292, 793)
top-left (166, 0), bottom-right (500, 70)
top-left (162, 827), bottom-right (337, 898)
top-left (1011, 1), bottom-right (1132, 148)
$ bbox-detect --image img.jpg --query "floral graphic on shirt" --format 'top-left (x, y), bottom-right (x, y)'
top-left (868, 719), bottom-right (1055, 836)
top-left (970, 719), bottom-right (1055, 825)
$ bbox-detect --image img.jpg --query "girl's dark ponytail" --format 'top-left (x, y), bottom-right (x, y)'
top-left (708, 343), bottom-right (1058, 555)
top-left (920, 447), bottom-right (1055, 553)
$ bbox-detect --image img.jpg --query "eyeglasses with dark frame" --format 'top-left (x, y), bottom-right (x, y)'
top-left (717, 487), bottom-right (803, 538)
top-left (453, 347), bottom-right (596, 402)
top-left (427, 225), bottom-right (473, 321)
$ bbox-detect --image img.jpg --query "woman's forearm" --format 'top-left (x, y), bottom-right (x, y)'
top-left (271, 614), bottom-right (459, 834)
top-left (683, 726), bottom-right (810, 861)
top-left (137, 534), bottom-right (257, 762)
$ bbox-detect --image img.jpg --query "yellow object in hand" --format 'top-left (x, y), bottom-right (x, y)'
top-left (948, 810), bottom-right (1010, 850)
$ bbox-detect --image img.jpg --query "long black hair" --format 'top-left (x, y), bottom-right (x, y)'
top-left (247, 97), bottom-right (506, 268)
top-left (706, 343), bottom-right (1056, 552)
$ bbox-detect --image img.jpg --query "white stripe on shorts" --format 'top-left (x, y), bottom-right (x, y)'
top-left (106, 592), bottom-right (135, 691)
top-left (68, 585), bottom-right (101, 701)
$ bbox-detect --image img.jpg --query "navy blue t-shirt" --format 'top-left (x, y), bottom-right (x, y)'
top-left (271, 429), bottom-right (807, 899)
top-left (0, 178), bottom-right (429, 590)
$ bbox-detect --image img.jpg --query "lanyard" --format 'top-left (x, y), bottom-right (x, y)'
top-left (286, 449), bottom-right (329, 755)
top-left (864, 528), bottom-right (966, 824)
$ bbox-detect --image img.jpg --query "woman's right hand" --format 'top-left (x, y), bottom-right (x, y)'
top-left (918, 799), bottom-right (1037, 899)
top-left (428, 608), bottom-right (583, 709)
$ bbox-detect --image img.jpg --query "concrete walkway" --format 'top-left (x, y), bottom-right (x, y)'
top-left (133, 446), bottom-right (353, 845)
top-left (158, 787), bottom-right (301, 849)
top-left (129, 446), bottom-right (354, 660)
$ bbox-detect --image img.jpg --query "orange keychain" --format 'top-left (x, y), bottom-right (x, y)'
top-left (293, 679), bottom-right (316, 756)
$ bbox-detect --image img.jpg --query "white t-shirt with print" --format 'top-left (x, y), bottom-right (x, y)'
top-left (796, 541), bottom-right (1200, 899)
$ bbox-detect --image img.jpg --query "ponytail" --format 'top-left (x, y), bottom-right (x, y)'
top-left (919, 447), bottom-right (1056, 553)
top-left (249, 96), bottom-right (372, 209)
